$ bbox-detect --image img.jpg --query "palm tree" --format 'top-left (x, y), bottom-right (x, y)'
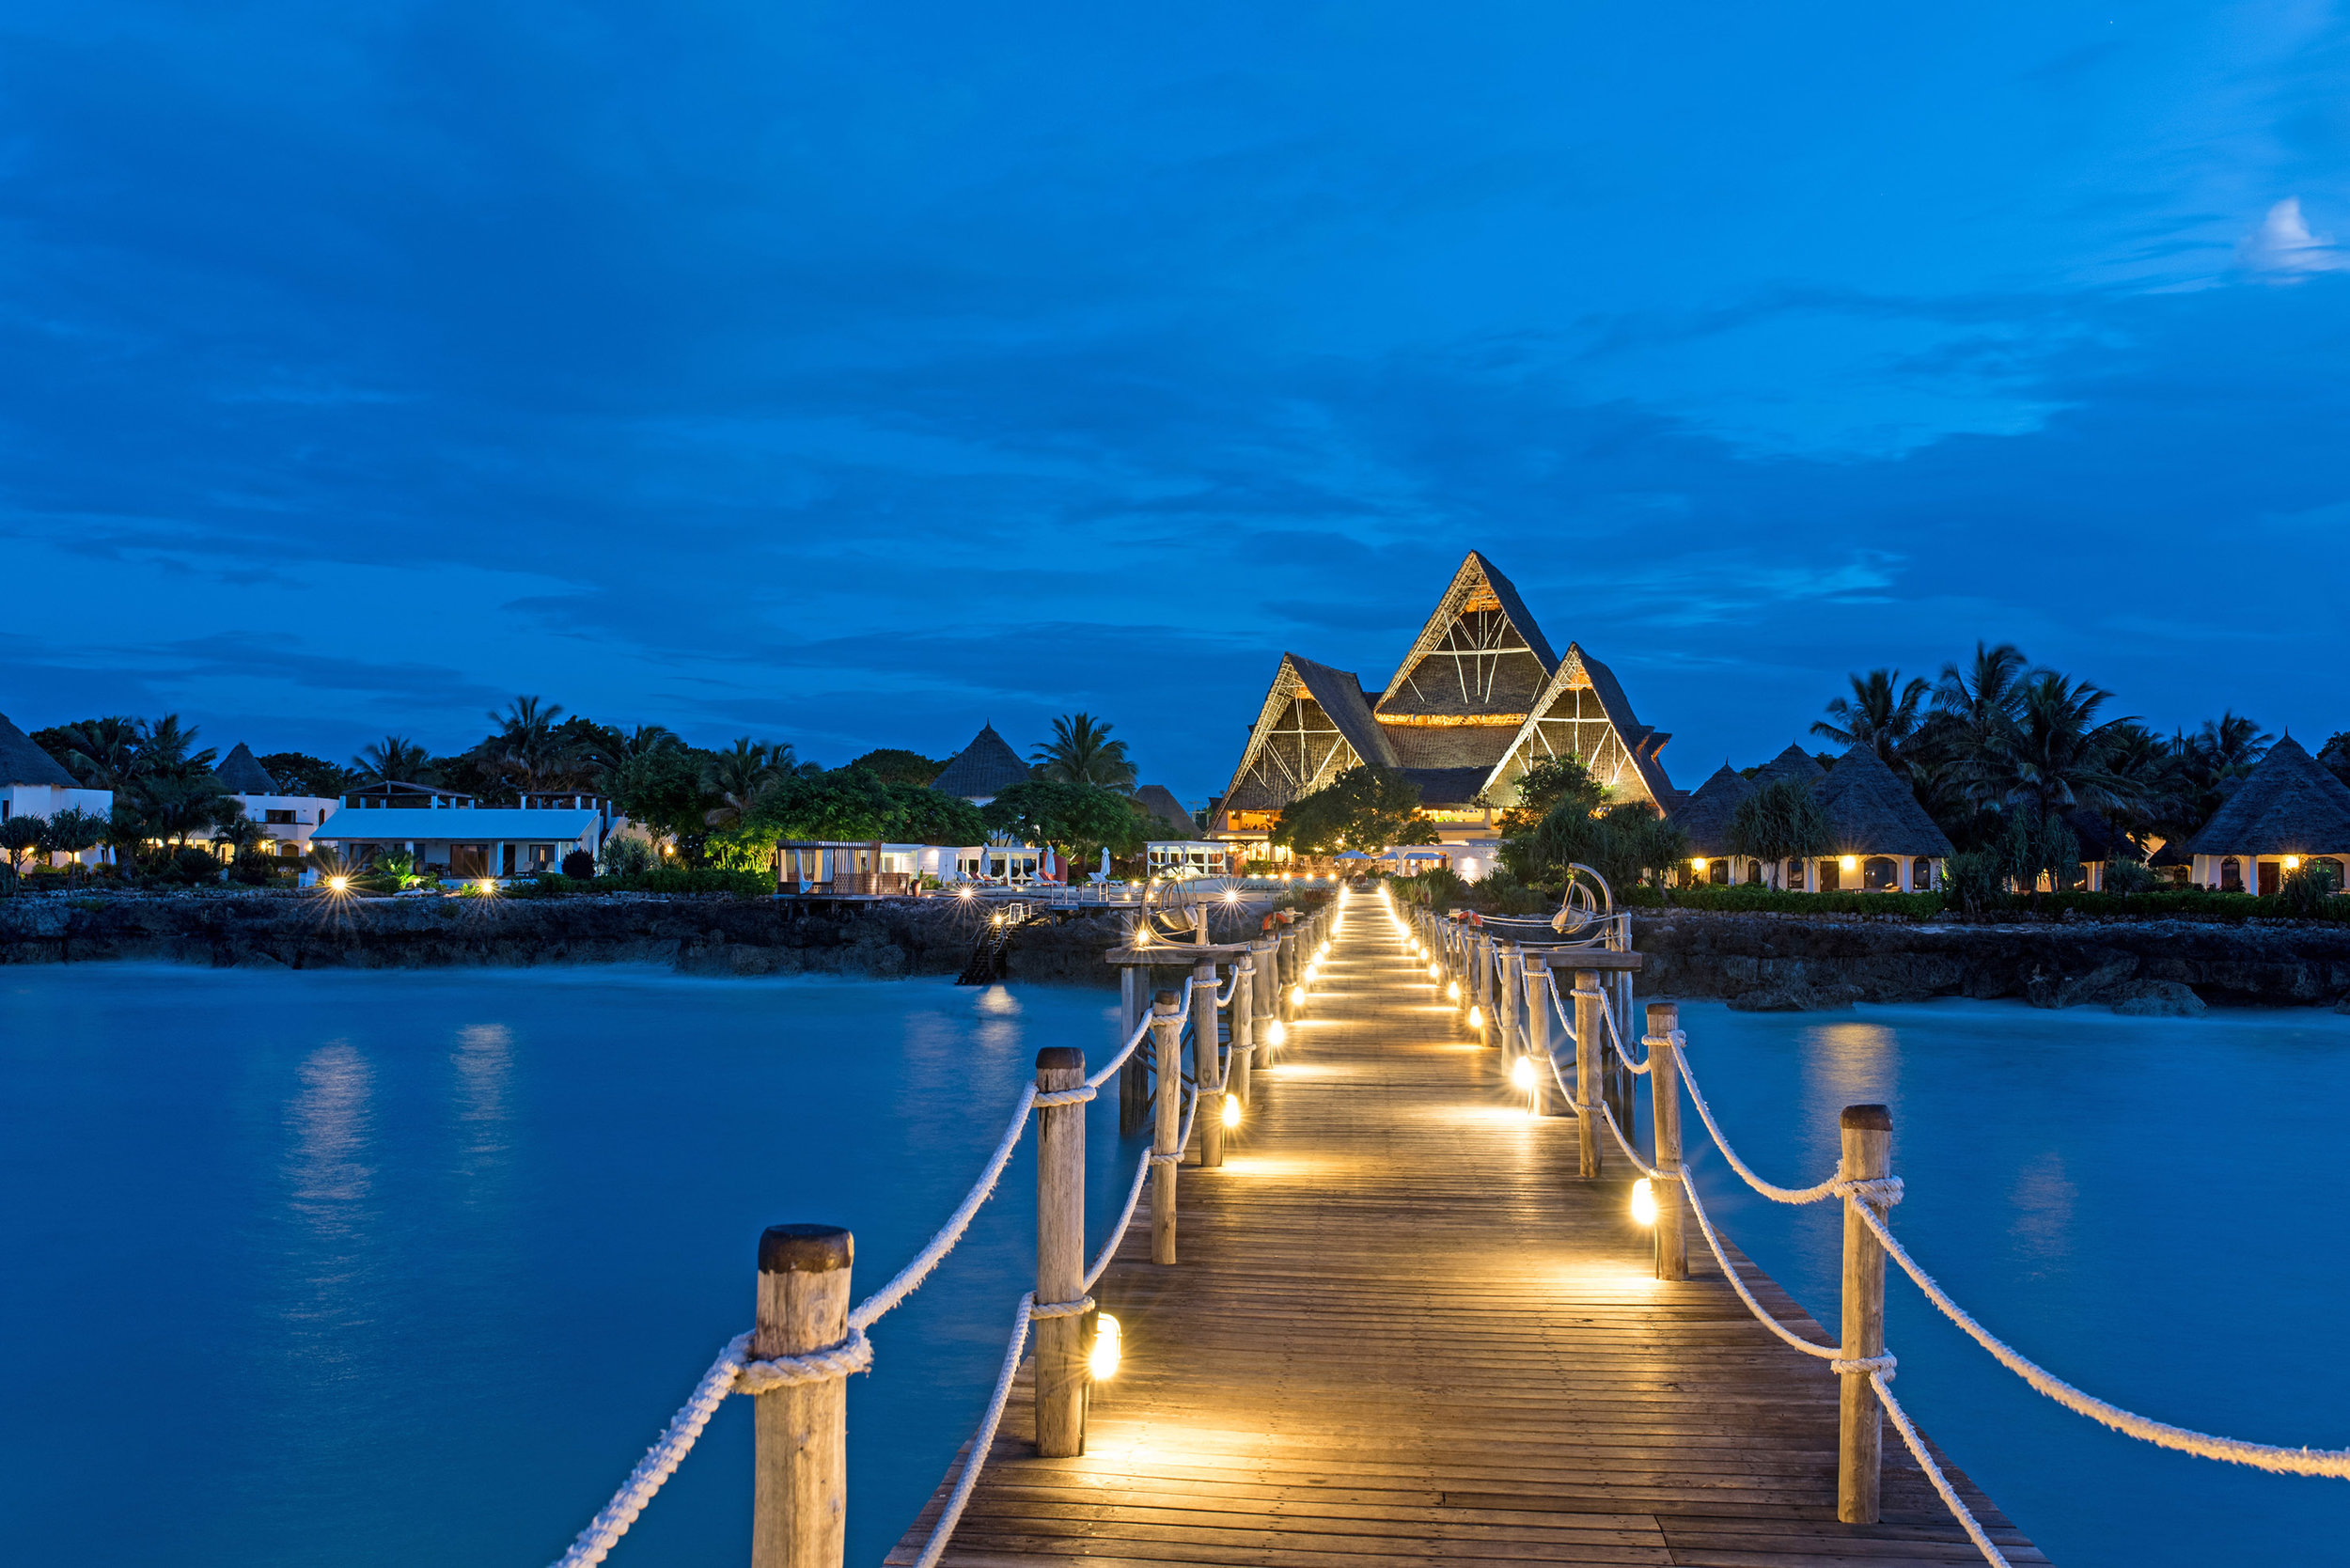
top-left (1976, 672), bottom-right (2139, 823)
top-left (133, 714), bottom-right (215, 779)
top-left (57, 716), bottom-right (143, 792)
top-left (1810, 669), bottom-right (1929, 761)
top-left (39, 806), bottom-right (107, 876)
top-left (1934, 641), bottom-right (2033, 729)
top-left (1031, 713), bottom-right (1137, 791)
top-left (595, 724), bottom-right (682, 792)
top-left (353, 735), bottom-right (435, 785)
top-left (478, 696), bottom-right (584, 794)
top-left (702, 738), bottom-right (783, 827)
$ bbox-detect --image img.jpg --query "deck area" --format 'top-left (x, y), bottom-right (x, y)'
top-left (891, 899), bottom-right (2045, 1567)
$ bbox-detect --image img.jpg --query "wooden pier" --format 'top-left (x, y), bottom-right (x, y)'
top-left (887, 896), bottom-right (2045, 1568)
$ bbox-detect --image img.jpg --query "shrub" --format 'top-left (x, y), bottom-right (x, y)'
top-left (600, 835), bottom-right (656, 876)
top-left (229, 847), bottom-right (281, 886)
top-left (1635, 884), bottom-right (1948, 918)
top-left (2277, 860), bottom-right (2342, 920)
top-left (1942, 851), bottom-right (2004, 917)
top-left (561, 849), bottom-right (597, 879)
top-left (2101, 856), bottom-right (2163, 895)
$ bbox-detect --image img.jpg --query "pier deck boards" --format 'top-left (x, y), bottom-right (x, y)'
top-left (890, 902), bottom-right (2044, 1567)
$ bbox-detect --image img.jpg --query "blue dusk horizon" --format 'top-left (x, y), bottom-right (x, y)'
top-left (4, 3), bottom-right (2347, 798)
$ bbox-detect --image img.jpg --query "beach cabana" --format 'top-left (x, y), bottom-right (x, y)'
top-left (2182, 736), bottom-right (2350, 896)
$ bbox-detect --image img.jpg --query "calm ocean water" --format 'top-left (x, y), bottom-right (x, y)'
top-left (2, 967), bottom-right (2345, 1565)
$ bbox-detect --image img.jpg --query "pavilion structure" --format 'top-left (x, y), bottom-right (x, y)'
top-left (1676, 741), bottom-right (1952, 892)
top-left (2184, 734), bottom-right (2350, 895)
top-left (1210, 552), bottom-right (1676, 877)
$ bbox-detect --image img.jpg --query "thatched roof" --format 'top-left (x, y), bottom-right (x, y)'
top-left (1133, 785), bottom-right (1198, 839)
top-left (0, 711), bottom-right (80, 789)
top-left (2184, 735), bottom-right (2350, 855)
top-left (1816, 745), bottom-right (1955, 857)
top-left (2060, 808), bottom-right (2137, 865)
top-left (1374, 553), bottom-right (1558, 720)
top-left (1290, 654), bottom-right (1396, 770)
top-left (931, 725), bottom-right (1031, 801)
top-left (212, 742), bottom-right (278, 795)
top-left (1752, 743), bottom-right (1826, 787)
top-left (1399, 766), bottom-right (1492, 808)
top-left (1670, 764), bottom-right (1754, 856)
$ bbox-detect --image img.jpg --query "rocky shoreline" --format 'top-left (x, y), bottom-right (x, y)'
top-left (6, 893), bottom-right (2350, 1015)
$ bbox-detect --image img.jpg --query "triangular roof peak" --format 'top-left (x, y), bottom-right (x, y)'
top-left (2186, 734), bottom-right (2350, 856)
top-left (1478, 641), bottom-right (1674, 808)
top-left (212, 742), bottom-right (278, 795)
top-left (931, 724), bottom-right (1032, 802)
top-left (1374, 553), bottom-right (1559, 723)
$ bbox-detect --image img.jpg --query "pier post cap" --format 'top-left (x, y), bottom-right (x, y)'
top-left (1035, 1045), bottom-right (1085, 1073)
top-left (1192, 958), bottom-right (1216, 976)
top-left (1153, 987), bottom-right (1179, 1008)
top-left (1645, 1000), bottom-right (1679, 1026)
top-left (1573, 967), bottom-right (1601, 990)
top-left (760, 1223), bottom-right (853, 1274)
top-left (1841, 1104), bottom-right (1892, 1131)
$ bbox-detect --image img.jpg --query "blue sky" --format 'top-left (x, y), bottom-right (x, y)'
top-left (4, 1), bottom-right (2347, 800)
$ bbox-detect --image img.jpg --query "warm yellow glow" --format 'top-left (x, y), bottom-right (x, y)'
top-left (478, 878), bottom-right (496, 894)
top-left (1631, 1178), bottom-right (1658, 1227)
top-left (1221, 1094), bottom-right (1242, 1129)
top-left (1446, 980), bottom-right (1461, 1001)
top-left (1467, 1005), bottom-right (1483, 1028)
top-left (1289, 984), bottom-right (1305, 1008)
top-left (1304, 964), bottom-right (1319, 981)
top-left (1426, 963), bottom-right (1438, 979)
top-left (1690, 856), bottom-right (1706, 870)
top-left (1511, 1056), bottom-right (1536, 1090)
top-left (1089, 1313), bottom-right (1122, 1380)
top-left (326, 874), bottom-right (349, 893)
top-left (1265, 1019), bottom-right (1287, 1045)
top-left (992, 913), bottom-right (1004, 926)
top-left (956, 885), bottom-right (975, 900)
top-left (1840, 855), bottom-right (1857, 872)
top-left (1222, 888), bottom-right (1238, 902)
top-left (2285, 855), bottom-right (2302, 870)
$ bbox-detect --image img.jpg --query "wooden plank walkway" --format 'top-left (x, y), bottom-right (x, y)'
top-left (892, 899), bottom-right (2046, 1567)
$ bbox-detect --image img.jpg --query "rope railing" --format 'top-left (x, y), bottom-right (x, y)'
top-left (553, 954), bottom-right (1242, 1568)
top-left (1653, 1015), bottom-right (2350, 1568)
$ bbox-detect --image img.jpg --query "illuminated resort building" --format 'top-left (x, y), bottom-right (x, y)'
top-left (197, 743), bottom-right (339, 865)
top-left (1676, 743), bottom-right (1953, 892)
top-left (2182, 735), bottom-right (2350, 896)
top-left (1210, 552), bottom-right (1676, 880)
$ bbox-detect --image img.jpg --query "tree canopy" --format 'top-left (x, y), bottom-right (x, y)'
top-left (982, 778), bottom-right (1146, 857)
top-left (1503, 799), bottom-right (1688, 896)
top-left (1272, 766), bottom-right (1440, 854)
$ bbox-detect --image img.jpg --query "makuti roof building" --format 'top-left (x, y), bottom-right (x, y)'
top-left (1211, 552), bottom-right (1675, 878)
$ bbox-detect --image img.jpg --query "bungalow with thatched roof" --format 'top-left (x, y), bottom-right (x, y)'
top-left (0, 710), bottom-right (114, 867)
top-left (196, 742), bottom-right (340, 866)
top-left (1670, 743), bottom-right (1951, 892)
top-left (931, 724), bottom-right (1031, 806)
top-left (2182, 736), bottom-right (2350, 895)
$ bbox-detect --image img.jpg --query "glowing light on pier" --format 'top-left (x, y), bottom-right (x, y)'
top-left (1510, 1056), bottom-right (1536, 1090)
top-left (1221, 1095), bottom-right (1242, 1129)
top-left (1466, 1005), bottom-right (1482, 1028)
top-left (326, 875), bottom-right (349, 893)
top-left (1446, 980), bottom-right (1460, 1001)
top-left (1265, 1020), bottom-right (1287, 1045)
top-left (1630, 1178), bottom-right (1658, 1227)
top-left (1089, 1313), bottom-right (1122, 1380)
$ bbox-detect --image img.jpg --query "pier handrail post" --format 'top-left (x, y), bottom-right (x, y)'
top-left (1645, 1002), bottom-right (1686, 1280)
top-left (1150, 989), bottom-right (1183, 1263)
top-left (1118, 941), bottom-right (1148, 1137)
top-left (1193, 959), bottom-right (1224, 1167)
top-left (1838, 1104), bottom-right (1892, 1524)
top-left (1475, 931), bottom-right (1494, 1048)
top-left (1571, 970), bottom-right (1603, 1178)
top-left (752, 1224), bottom-right (854, 1568)
top-left (1496, 942), bottom-right (1521, 1063)
top-left (1278, 929), bottom-right (1298, 1020)
top-left (1250, 937), bottom-right (1278, 1055)
top-left (1230, 956), bottom-right (1254, 1106)
top-left (1034, 1046), bottom-right (1089, 1456)
top-left (1522, 954), bottom-right (1553, 1116)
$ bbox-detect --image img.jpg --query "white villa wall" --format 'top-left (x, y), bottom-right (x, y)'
top-left (0, 783), bottom-right (118, 865)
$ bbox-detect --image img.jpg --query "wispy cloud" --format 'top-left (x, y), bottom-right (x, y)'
top-left (2237, 198), bottom-right (2350, 278)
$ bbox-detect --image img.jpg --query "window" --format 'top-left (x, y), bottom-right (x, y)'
top-left (265, 809), bottom-right (296, 825)
top-left (1708, 859), bottom-right (1729, 885)
top-left (278, 841), bottom-right (302, 857)
top-left (1862, 856), bottom-right (1899, 891)
top-left (1818, 857), bottom-right (1841, 891)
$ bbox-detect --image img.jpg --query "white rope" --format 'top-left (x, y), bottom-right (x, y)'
top-left (1032, 1086), bottom-right (1094, 1107)
top-left (1088, 1152), bottom-right (1151, 1290)
top-left (1854, 1201), bottom-right (2350, 1477)
top-left (1670, 1038), bottom-right (1847, 1205)
top-left (1874, 1372), bottom-right (2013, 1568)
top-left (1029, 1294), bottom-right (1094, 1320)
top-left (1677, 1174), bottom-right (1841, 1361)
top-left (1086, 1010), bottom-right (1154, 1090)
top-left (551, 1336), bottom-right (751, 1568)
top-left (735, 1326), bottom-right (875, 1391)
top-left (848, 1084), bottom-right (1035, 1332)
top-left (902, 1293), bottom-right (1034, 1568)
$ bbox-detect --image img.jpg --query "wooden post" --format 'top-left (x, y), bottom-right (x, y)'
top-left (1645, 1002), bottom-right (1686, 1281)
top-left (1193, 959), bottom-right (1223, 1168)
top-left (1251, 937), bottom-right (1278, 1054)
top-left (1496, 942), bottom-right (1522, 1061)
top-left (1522, 954), bottom-right (1553, 1115)
top-left (1839, 1104), bottom-right (1892, 1524)
top-left (1607, 971), bottom-right (1637, 1137)
top-left (1119, 958), bottom-right (1147, 1137)
top-left (1230, 956), bottom-right (1254, 1106)
top-left (1475, 931), bottom-right (1494, 1047)
top-left (1034, 1045), bottom-right (1087, 1456)
top-left (1278, 930), bottom-right (1298, 1019)
top-left (1150, 989), bottom-right (1183, 1263)
top-left (753, 1224), bottom-right (853, 1568)
top-left (1571, 970), bottom-right (1603, 1178)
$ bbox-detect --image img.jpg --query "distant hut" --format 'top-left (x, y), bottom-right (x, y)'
top-left (1673, 764), bottom-right (1757, 885)
top-left (1806, 744), bottom-right (1954, 892)
top-left (1133, 785), bottom-right (1200, 839)
top-left (930, 724), bottom-right (1032, 807)
top-left (1751, 742), bottom-right (1828, 788)
top-left (2182, 735), bottom-right (2350, 895)
top-left (2060, 808), bottom-right (2139, 892)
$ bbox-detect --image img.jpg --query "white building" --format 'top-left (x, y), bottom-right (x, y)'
top-left (201, 743), bottom-right (339, 867)
top-left (0, 711), bottom-right (114, 866)
top-left (312, 780), bottom-right (607, 879)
